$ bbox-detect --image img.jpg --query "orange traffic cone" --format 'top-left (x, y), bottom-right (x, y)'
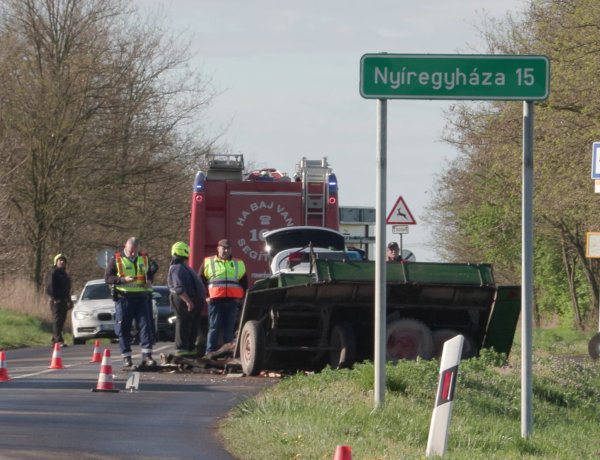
top-left (92, 349), bottom-right (119, 393)
top-left (48, 342), bottom-right (65, 369)
top-left (89, 340), bottom-right (102, 363)
top-left (0, 351), bottom-right (10, 381)
top-left (333, 445), bottom-right (352, 460)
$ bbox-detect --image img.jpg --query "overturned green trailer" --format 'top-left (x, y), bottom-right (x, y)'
top-left (235, 260), bottom-right (521, 376)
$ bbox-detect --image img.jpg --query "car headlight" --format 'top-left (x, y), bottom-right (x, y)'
top-left (74, 311), bottom-right (92, 320)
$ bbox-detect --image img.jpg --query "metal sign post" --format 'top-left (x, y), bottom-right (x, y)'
top-left (374, 98), bottom-right (387, 408)
top-left (521, 101), bottom-right (534, 438)
top-left (392, 224), bottom-right (409, 255)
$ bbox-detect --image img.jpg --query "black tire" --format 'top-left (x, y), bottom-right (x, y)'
top-left (386, 318), bottom-right (434, 362)
top-left (73, 337), bottom-right (86, 345)
top-left (329, 322), bottom-right (356, 369)
top-left (588, 332), bottom-right (600, 360)
top-left (432, 329), bottom-right (477, 359)
top-left (240, 320), bottom-right (265, 376)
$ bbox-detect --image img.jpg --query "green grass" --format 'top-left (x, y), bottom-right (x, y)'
top-left (221, 332), bottom-right (600, 460)
top-left (528, 327), bottom-right (591, 356)
top-left (0, 309), bottom-right (55, 349)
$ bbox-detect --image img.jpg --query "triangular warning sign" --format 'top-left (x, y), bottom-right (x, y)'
top-left (386, 196), bottom-right (416, 225)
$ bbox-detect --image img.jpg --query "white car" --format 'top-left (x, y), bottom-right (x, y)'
top-left (71, 279), bottom-right (158, 345)
top-left (264, 226), bottom-right (362, 275)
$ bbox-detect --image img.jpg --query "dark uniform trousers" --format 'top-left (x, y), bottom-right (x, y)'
top-left (170, 293), bottom-right (202, 353)
top-left (50, 298), bottom-right (70, 344)
top-left (115, 293), bottom-right (154, 355)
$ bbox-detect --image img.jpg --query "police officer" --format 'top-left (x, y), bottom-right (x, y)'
top-left (45, 253), bottom-right (72, 346)
top-left (104, 237), bottom-right (157, 367)
top-left (167, 242), bottom-right (206, 357)
top-left (200, 239), bottom-right (248, 356)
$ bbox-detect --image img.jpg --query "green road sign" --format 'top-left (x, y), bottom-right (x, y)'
top-left (360, 54), bottom-right (550, 100)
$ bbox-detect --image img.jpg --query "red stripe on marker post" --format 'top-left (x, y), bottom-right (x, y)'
top-left (438, 366), bottom-right (458, 405)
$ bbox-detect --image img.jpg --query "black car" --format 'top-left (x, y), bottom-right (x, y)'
top-left (152, 286), bottom-right (175, 341)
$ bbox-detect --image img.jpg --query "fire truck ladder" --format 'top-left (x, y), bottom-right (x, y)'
top-left (299, 157), bottom-right (331, 227)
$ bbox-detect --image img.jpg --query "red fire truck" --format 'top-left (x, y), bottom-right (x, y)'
top-left (189, 154), bottom-right (339, 284)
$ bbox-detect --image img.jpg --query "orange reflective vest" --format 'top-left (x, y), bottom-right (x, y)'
top-left (114, 252), bottom-right (152, 294)
top-left (203, 256), bottom-right (246, 299)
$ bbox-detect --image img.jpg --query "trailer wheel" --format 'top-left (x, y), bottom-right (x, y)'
top-left (588, 332), bottom-right (600, 360)
top-left (329, 322), bottom-right (356, 369)
top-left (386, 318), bottom-right (434, 361)
top-left (432, 329), bottom-right (476, 360)
top-left (240, 320), bottom-right (265, 376)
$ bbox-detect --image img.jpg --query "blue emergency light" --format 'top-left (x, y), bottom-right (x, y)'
top-left (193, 172), bottom-right (206, 192)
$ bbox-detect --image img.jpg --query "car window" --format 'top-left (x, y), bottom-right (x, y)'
top-left (82, 283), bottom-right (111, 300)
top-left (153, 289), bottom-right (170, 306)
top-left (346, 251), bottom-right (364, 261)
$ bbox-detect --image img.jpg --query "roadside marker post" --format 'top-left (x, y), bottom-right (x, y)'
top-left (426, 334), bottom-right (464, 458)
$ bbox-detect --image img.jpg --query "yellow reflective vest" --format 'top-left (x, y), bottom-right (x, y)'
top-left (114, 252), bottom-right (152, 294)
top-left (203, 256), bottom-right (246, 299)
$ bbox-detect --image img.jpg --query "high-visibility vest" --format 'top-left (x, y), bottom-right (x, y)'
top-left (114, 252), bottom-right (152, 294)
top-left (203, 256), bottom-right (246, 299)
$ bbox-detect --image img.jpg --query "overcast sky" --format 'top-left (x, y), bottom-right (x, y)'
top-left (137, 0), bottom-right (528, 261)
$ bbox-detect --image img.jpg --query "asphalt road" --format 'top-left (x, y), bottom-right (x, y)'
top-left (0, 343), bottom-right (276, 459)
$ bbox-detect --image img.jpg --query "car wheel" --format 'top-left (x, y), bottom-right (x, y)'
top-left (329, 322), bottom-right (356, 369)
top-left (73, 337), bottom-right (86, 345)
top-left (240, 320), bottom-right (265, 376)
top-left (386, 318), bottom-right (434, 362)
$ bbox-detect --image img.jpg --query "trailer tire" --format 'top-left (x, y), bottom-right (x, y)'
top-left (386, 318), bottom-right (434, 361)
top-left (588, 332), bottom-right (600, 360)
top-left (432, 329), bottom-right (476, 359)
top-left (329, 322), bottom-right (356, 369)
top-left (240, 320), bottom-right (265, 376)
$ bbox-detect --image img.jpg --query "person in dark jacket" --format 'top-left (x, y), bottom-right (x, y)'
top-left (45, 253), bottom-right (72, 346)
top-left (167, 242), bottom-right (206, 357)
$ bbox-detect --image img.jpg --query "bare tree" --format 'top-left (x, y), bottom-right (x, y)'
top-left (0, 0), bottom-right (214, 287)
top-left (430, 0), bottom-right (600, 328)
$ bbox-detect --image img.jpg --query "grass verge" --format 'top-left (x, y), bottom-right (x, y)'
top-left (221, 330), bottom-right (599, 460)
top-left (0, 309), bottom-right (54, 349)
